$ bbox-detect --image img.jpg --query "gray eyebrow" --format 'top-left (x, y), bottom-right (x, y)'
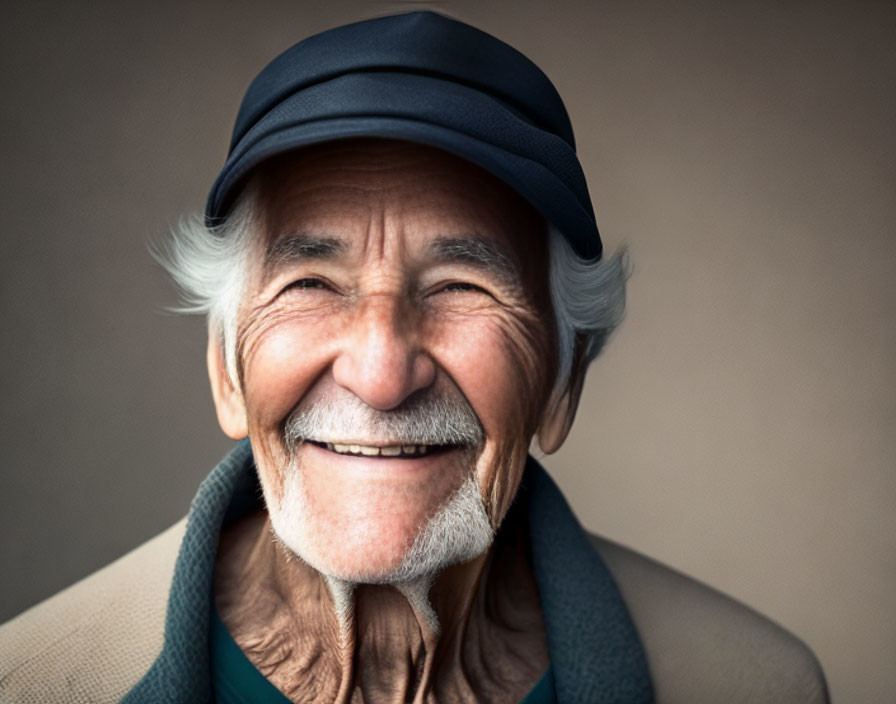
top-left (263, 234), bottom-right (345, 273)
top-left (429, 236), bottom-right (519, 285)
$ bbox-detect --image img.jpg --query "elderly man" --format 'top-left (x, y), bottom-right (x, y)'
top-left (0, 11), bottom-right (827, 704)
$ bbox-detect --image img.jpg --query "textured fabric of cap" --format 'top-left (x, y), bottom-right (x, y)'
top-left (206, 10), bottom-right (602, 260)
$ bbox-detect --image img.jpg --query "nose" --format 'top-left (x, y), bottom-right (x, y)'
top-left (331, 294), bottom-right (436, 410)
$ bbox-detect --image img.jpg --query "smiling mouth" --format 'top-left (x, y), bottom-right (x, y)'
top-left (308, 441), bottom-right (454, 458)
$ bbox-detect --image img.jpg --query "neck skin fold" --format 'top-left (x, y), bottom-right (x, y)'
top-left (214, 510), bottom-right (549, 703)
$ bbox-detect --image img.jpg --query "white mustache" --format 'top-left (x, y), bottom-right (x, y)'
top-left (283, 391), bottom-right (485, 448)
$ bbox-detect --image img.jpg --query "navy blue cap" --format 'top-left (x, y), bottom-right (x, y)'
top-left (206, 11), bottom-right (602, 260)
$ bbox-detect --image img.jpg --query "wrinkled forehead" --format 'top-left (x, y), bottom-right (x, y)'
top-left (246, 139), bottom-right (548, 268)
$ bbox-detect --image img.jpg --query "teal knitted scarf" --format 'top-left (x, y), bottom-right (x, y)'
top-left (124, 441), bottom-right (653, 703)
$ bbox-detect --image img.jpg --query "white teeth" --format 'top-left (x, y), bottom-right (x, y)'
top-left (321, 442), bottom-right (434, 456)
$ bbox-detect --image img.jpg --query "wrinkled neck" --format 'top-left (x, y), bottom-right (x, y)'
top-left (214, 510), bottom-right (548, 703)
top-left (276, 524), bottom-right (492, 703)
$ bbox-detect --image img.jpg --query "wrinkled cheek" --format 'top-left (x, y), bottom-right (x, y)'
top-left (248, 430), bottom-right (291, 505)
top-left (502, 317), bottom-right (554, 433)
top-left (238, 320), bottom-right (338, 505)
top-left (241, 330), bottom-right (322, 428)
top-left (478, 438), bottom-right (527, 529)
top-left (478, 317), bottom-right (554, 527)
top-left (242, 396), bottom-right (292, 507)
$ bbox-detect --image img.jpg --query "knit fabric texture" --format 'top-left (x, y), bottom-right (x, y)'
top-left (124, 441), bottom-right (653, 703)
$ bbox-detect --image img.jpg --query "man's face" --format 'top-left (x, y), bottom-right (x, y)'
top-left (219, 140), bottom-right (556, 581)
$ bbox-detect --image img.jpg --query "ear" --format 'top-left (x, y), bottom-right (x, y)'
top-left (207, 335), bottom-right (248, 440)
top-left (537, 342), bottom-right (588, 454)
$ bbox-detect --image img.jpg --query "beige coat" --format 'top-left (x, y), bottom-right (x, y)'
top-left (0, 519), bottom-right (827, 703)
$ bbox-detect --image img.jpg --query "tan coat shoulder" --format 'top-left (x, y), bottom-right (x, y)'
top-left (591, 534), bottom-right (829, 704)
top-left (0, 519), bottom-right (186, 703)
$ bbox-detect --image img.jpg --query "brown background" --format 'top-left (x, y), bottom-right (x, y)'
top-left (1, 1), bottom-right (893, 701)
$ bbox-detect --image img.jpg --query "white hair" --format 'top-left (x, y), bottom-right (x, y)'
top-left (153, 191), bottom-right (257, 385)
top-left (157, 193), bottom-right (627, 399)
top-left (547, 226), bottom-right (628, 400)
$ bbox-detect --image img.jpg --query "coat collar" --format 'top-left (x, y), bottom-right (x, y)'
top-left (124, 441), bottom-right (653, 703)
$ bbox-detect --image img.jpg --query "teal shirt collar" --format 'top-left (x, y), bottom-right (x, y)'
top-left (124, 440), bottom-right (653, 703)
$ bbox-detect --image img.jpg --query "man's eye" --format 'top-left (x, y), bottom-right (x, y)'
top-left (440, 282), bottom-right (486, 294)
top-left (287, 278), bottom-right (327, 291)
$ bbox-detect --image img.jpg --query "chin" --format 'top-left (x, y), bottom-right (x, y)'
top-left (264, 462), bottom-right (494, 585)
